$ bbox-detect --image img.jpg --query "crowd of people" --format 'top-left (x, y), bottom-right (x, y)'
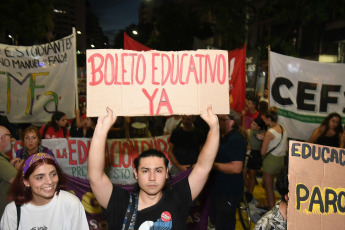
top-left (0, 92), bottom-right (344, 229)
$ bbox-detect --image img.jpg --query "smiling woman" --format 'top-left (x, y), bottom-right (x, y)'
top-left (0, 153), bottom-right (89, 230)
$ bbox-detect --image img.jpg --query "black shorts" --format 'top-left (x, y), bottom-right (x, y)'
top-left (246, 149), bottom-right (262, 170)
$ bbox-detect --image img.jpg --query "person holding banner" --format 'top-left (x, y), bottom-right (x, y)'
top-left (40, 111), bottom-right (70, 139)
top-left (88, 106), bottom-right (219, 230)
top-left (0, 153), bottom-right (89, 229)
top-left (259, 107), bottom-right (287, 210)
top-left (308, 112), bottom-right (344, 148)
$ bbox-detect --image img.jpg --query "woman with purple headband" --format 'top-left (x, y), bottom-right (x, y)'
top-left (0, 153), bottom-right (89, 229)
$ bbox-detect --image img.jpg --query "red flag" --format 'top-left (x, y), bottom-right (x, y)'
top-left (228, 44), bottom-right (246, 114)
top-left (124, 32), bottom-right (151, 51)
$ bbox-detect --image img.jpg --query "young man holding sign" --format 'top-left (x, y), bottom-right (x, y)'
top-left (88, 106), bottom-right (219, 229)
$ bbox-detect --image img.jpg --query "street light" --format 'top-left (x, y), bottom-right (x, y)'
top-left (8, 35), bottom-right (14, 45)
top-left (91, 44), bottom-right (95, 48)
top-left (132, 30), bottom-right (138, 35)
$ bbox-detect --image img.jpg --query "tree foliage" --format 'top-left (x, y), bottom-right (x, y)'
top-left (0, 0), bottom-right (52, 45)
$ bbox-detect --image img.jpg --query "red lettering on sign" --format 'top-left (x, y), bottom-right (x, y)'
top-left (217, 54), bottom-right (227, 84)
top-left (185, 55), bottom-right (199, 85)
top-left (110, 141), bottom-right (119, 167)
top-left (156, 88), bottom-right (173, 115)
top-left (120, 142), bottom-right (131, 168)
top-left (136, 54), bottom-right (146, 85)
top-left (121, 53), bottom-right (130, 85)
top-left (179, 53), bottom-right (188, 85)
top-left (104, 54), bottom-right (115, 85)
top-left (195, 54), bottom-right (205, 84)
top-left (88, 53), bottom-right (104, 86)
top-left (161, 54), bottom-right (172, 86)
top-left (78, 140), bottom-right (88, 164)
top-left (68, 139), bottom-right (77, 165)
top-left (142, 88), bottom-right (159, 115)
top-left (152, 53), bottom-right (160, 85)
top-left (205, 54), bottom-right (217, 83)
top-left (128, 53), bottom-right (138, 85)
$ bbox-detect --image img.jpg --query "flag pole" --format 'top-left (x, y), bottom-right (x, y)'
top-left (267, 45), bottom-right (271, 106)
top-left (72, 27), bottom-right (79, 117)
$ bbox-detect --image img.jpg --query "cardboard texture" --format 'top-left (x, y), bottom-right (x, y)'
top-left (86, 49), bottom-right (229, 117)
top-left (288, 141), bottom-right (345, 230)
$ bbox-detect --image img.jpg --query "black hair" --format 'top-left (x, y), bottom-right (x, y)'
top-left (134, 149), bottom-right (169, 171)
top-left (50, 111), bottom-right (66, 132)
top-left (246, 95), bottom-right (259, 108)
top-left (133, 149), bottom-right (171, 192)
top-left (321, 112), bottom-right (343, 134)
top-left (276, 168), bottom-right (289, 202)
top-left (227, 110), bottom-right (248, 142)
top-left (265, 106), bottom-right (279, 123)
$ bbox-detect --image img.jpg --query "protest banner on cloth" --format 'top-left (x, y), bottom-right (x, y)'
top-left (269, 52), bottom-right (345, 141)
top-left (87, 49), bottom-right (229, 116)
top-left (288, 141), bottom-right (345, 229)
top-left (0, 31), bottom-right (77, 123)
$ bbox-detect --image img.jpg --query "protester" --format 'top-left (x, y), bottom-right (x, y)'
top-left (308, 112), bottom-right (344, 147)
top-left (258, 107), bottom-right (287, 210)
top-left (0, 126), bottom-right (22, 217)
top-left (242, 95), bottom-right (260, 130)
top-left (40, 111), bottom-right (70, 139)
top-left (163, 115), bottom-right (181, 135)
top-left (88, 106), bottom-right (219, 229)
top-left (258, 100), bottom-right (268, 117)
top-left (254, 169), bottom-right (288, 230)
top-left (244, 117), bottom-right (267, 202)
top-left (209, 110), bottom-right (248, 230)
top-left (0, 153), bottom-right (89, 229)
top-left (70, 109), bottom-right (97, 138)
top-left (15, 126), bottom-right (54, 159)
top-left (168, 115), bottom-right (206, 175)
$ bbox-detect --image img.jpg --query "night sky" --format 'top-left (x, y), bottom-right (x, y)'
top-left (88, 0), bottom-right (142, 44)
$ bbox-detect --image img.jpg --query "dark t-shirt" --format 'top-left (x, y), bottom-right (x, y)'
top-left (169, 127), bottom-right (206, 165)
top-left (317, 133), bottom-right (340, 147)
top-left (211, 130), bottom-right (247, 195)
top-left (103, 178), bottom-right (193, 230)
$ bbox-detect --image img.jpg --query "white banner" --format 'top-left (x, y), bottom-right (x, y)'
top-left (11, 136), bottom-right (170, 184)
top-left (269, 51), bottom-right (345, 141)
top-left (0, 31), bottom-right (77, 123)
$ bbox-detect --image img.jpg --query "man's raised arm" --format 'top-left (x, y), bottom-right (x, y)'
top-left (88, 107), bottom-right (117, 209)
top-left (188, 106), bottom-right (219, 200)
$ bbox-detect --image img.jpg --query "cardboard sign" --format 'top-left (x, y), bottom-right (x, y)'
top-left (86, 49), bottom-right (229, 116)
top-left (288, 141), bottom-right (345, 230)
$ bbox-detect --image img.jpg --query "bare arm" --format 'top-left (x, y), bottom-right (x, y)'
top-left (308, 126), bottom-right (325, 143)
top-left (213, 161), bottom-right (243, 174)
top-left (75, 109), bottom-right (87, 128)
top-left (88, 107), bottom-right (117, 209)
top-left (188, 106), bottom-right (219, 200)
top-left (340, 131), bottom-right (345, 148)
top-left (260, 130), bottom-right (274, 158)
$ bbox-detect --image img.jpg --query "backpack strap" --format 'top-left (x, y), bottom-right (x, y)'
top-left (122, 193), bottom-right (138, 230)
top-left (16, 204), bottom-right (21, 229)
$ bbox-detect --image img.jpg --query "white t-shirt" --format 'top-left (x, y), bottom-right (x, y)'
top-left (163, 117), bottom-right (181, 134)
top-left (0, 190), bottom-right (89, 230)
top-left (266, 128), bottom-right (287, 157)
